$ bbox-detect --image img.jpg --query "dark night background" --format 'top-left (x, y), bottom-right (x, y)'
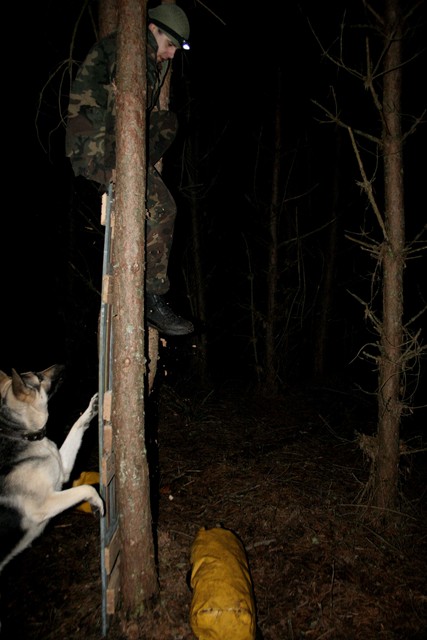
top-left (0, 3), bottom-right (426, 638)
top-left (2, 0), bottom-right (426, 416)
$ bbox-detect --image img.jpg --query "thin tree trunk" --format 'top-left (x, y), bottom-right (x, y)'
top-left (374, 0), bottom-right (405, 516)
top-left (264, 79), bottom-right (282, 393)
top-left (99, 0), bottom-right (118, 37)
top-left (188, 132), bottom-right (210, 385)
top-left (313, 128), bottom-right (342, 377)
top-left (113, 0), bottom-right (158, 627)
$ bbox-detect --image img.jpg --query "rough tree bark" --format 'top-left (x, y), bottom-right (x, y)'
top-left (373, 0), bottom-right (405, 516)
top-left (112, 0), bottom-right (158, 629)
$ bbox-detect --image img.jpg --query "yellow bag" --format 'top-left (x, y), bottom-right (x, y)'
top-left (189, 527), bottom-right (256, 640)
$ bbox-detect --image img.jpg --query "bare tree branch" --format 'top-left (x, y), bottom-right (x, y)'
top-left (347, 127), bottom-right (388, 240)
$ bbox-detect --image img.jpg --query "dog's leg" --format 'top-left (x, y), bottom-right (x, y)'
top-left (32, 485), bottom-right (105, 521)
top-left (59, 393), bottom-right (99, 481)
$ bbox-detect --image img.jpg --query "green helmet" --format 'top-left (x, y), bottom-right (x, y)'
top-left (148, 4), bottom-right (190, 50)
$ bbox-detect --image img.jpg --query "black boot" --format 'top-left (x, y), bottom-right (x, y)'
top-left (146, 293), bottom-right (194, 336)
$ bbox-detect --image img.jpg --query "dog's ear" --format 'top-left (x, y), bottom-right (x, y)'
top-left (11, 369), bottom-right (33, 399)
top-left (0, 370), bottom-right (10, 396)
top-left (38, 364), bottom-right (66, 398)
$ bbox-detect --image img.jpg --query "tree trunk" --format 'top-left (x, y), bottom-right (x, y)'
top-left (374, 0), bottom-right (405, 517)
top-left (112, 0), bottom-right (158, 627)
top-left (313, 128), bottom-right (342, 377)
top-left (188, 132), bottom-right (210, 386)
top-left (99, 0), bottom-right (118, 38)
top-left (264, 91), bottom-right (281, 394)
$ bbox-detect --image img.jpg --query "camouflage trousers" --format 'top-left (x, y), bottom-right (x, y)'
top-left (146, 110), bottom-right (178, 295)
top-left (68, 107), bottom-right (178, 295)
top-left (146, 164), bottom-right (176, 295)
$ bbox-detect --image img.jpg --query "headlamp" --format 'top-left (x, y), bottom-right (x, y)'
top-left (150, 18), bottom-right (191, 51)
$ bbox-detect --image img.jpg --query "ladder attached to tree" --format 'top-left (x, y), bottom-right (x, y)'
top-left (98, 183), bottom-right (120, 636)
top-left (97, 179), bottom-right (159, 636)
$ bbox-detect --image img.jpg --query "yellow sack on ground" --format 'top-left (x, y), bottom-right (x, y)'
top-left (189, 527), bottom-right (256, 640)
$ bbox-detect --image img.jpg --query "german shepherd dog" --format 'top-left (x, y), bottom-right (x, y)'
top-left (0, 365), bottom-right (104, 573)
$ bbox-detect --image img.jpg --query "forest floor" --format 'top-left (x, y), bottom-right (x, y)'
top-left (1, 378), bottom-right (426, 640)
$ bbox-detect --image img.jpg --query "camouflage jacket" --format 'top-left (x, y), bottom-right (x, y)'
top-left (66, 31), bottom-right (170, 187)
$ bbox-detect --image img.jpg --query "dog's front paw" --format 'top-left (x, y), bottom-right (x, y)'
top-left (94, 496), bottom-right (105, 517)
top-left (87, 392), bottom-right (99, 418)
top-left (71, 393), bottom-right (99, 435)
top-left (87, 487), bottom-right (105, 516)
